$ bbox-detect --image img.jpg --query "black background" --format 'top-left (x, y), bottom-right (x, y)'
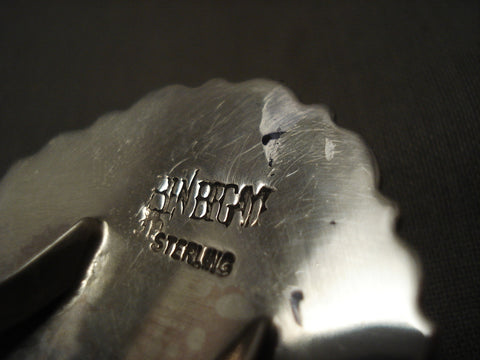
top-left (0, 1), bottom-right (478, 359)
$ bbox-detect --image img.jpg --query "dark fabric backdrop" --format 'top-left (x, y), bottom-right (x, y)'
top-left (0, 1), bottom-right (478, 359)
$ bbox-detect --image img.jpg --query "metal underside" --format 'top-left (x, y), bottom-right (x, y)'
top-left (0, 79), bottom-right (431, 359)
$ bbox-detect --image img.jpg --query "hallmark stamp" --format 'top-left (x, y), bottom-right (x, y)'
top-left (139, 169), bottom-right (274, 230)
top-left (150, 232), bottom-right (235, 277)
top-left (136, 169), bottom-right (271, 276)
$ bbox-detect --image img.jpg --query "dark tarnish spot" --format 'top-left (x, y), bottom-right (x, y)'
top-left (290, 290), bottom-right (304, 326)
top-left (262, 131), bottom-right (285, 146)
top-left (330, 220), bottom-right (336, 225)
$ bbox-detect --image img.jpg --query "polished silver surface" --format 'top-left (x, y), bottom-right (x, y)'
top-left (0, 79), bottom-right (431, 359)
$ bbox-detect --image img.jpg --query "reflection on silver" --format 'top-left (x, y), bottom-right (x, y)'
top-left (0, 80), bottom-right (432, 359)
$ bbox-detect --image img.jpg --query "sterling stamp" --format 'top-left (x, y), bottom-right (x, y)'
top-left (149, 232), bottom-right (235, 277)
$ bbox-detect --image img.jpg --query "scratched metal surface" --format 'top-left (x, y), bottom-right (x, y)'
top-left (0, 80), bottom-right (431, 359)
